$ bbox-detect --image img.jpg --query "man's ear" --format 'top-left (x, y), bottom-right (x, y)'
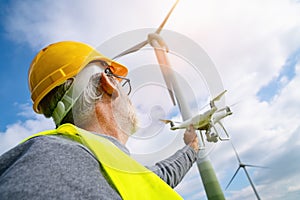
top-left (99, 73), bottom-right (119, 98)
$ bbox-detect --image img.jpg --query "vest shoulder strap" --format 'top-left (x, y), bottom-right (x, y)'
top-left (22, 124), bottom-right (183, 200)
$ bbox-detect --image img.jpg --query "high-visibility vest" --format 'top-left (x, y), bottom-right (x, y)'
top-left (22, 123), bottom-right (183, 200)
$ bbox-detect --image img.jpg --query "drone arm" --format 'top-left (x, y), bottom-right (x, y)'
top-left (213, 107), bottom-right (232, 123)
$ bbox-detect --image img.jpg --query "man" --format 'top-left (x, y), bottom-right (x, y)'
top-left (0, 41), bottom-right (199, 199)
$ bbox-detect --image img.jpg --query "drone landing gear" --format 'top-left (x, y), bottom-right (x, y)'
top-left (197, 123), bottom-right (231, 149)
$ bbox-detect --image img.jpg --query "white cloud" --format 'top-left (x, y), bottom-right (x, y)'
top-left (0, 104), bottom-right (54, 155)
top-left (3, 0), bottom-right (176, 49)
top-left (288, 184), bottom-right (300, 192)
top-left (2, 0), bottom-right (300, 199)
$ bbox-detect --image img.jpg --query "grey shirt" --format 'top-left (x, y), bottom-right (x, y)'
top-left (0, 133), bottom-right (197, 200)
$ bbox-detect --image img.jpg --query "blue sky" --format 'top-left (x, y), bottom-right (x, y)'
top-left (257, 48), bottom-right (300, 102)
top-left (0, 22), bottom-right (33, 130)
top-left (1, 0), bottom-right (300, 199)
top-left (0, 0), bottom-right (39, 129)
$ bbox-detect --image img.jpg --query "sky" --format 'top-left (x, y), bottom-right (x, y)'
top-left (0, 0), bottom-right (300, 199)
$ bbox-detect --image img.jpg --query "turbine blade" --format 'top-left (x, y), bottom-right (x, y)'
top-left (243, 167), bottom-right (261, 200)
top-left (160, 65), bottom-right (176, 105)
top-left (153, 45), bottom-right (177, 106)
top-left (113, 40), bottom-right (148, 59)
top-left (168, 86), bottom-right (177, 106)
top-left (166, 79), bottom-right (176, 106)
top-left (245, 164), bottom-right (269, 169)
top-left (226, 167), bottom-right (241, 190)
top-left (231, 141), bottom-right (242, 164)
top-left (155, 0), bottom-right (180, 34)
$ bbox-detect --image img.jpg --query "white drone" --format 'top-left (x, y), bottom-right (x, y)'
top-left (161, 90), bottom-right (232, 143)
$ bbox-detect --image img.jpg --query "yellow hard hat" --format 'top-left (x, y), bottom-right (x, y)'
top-left (28, 41), bottom-right (128, 113)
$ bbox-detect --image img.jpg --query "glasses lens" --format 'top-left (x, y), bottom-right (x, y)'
top-left (120, 79), bottom-right (131, 95)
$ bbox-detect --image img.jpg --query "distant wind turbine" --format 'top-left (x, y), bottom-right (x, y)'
top-left (226, 142), bottom-right (267, 200)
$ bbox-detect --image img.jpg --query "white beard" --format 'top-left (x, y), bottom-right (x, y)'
top-left (111, 85), bottom-right (138, 136)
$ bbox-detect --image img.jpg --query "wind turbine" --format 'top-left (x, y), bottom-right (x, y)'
top-left (113, 0), bottom-right (179, 106)
top-left (226, 142), bottom-right (266, 200)
top-left (113, 0), bottom-right (225, 199)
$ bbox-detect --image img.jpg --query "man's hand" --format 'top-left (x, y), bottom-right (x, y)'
top-left (184, 125), bottom-right (199, 152)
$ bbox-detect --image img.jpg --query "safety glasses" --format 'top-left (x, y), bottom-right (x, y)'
top-left (97, 61), bottom-right (131, 95)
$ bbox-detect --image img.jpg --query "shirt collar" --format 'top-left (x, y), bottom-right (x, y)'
top-left (93, 132), bottom-right (130, 155)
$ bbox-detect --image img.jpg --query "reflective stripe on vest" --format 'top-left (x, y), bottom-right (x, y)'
top-left (22, 123), bottom-right (183, 200)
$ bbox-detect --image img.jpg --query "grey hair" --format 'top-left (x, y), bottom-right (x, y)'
top-left (39, 74), bottom-right (103, 128)
top-left (72, 74), bottom-right (103, 127)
